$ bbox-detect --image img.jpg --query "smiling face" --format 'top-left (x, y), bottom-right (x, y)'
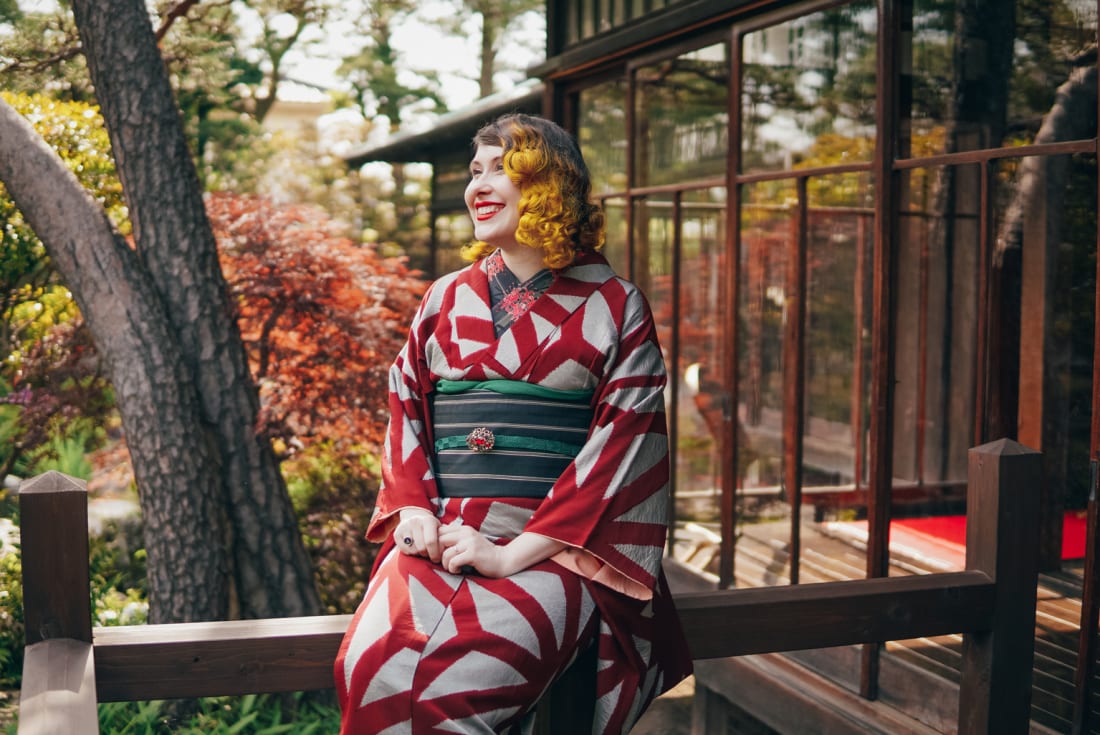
top-left (465, 144), bottom-right (522, 252)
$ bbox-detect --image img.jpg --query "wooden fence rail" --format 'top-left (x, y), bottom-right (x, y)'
top-left (17, 438), bottom-right (1041, 734)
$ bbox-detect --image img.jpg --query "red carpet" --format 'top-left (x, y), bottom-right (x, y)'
top-left (826, 511), bottom-right (1088, 571)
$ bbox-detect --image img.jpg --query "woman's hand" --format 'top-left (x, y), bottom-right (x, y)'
top-left (438, 523), bottom-right (568, 578)
top-left (393, 508), bottom-right (442, 563)
top-left (438, 521), bottom-right (506, 577)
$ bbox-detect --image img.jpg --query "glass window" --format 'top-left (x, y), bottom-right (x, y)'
top-left (993, 153), bottom-right (1096, 508)
top-left (893, 163), bottom-right (980, 503)
top-left (600, 197), bottom-right (629, 274)
top-left (802, 173), bottom-right (874, 520)
top-left (630, 195), bottom-right (672, 306)
top-left (675, 188), bottom-right (727, 560)
top-left (634, 42), bottom-right (730, 187)
top-left (578, 79), bottom-right (629, 195)
top-left (737, 182), bottom-right (789, 534)
top-left (904, 0), bottom-right (1098, 156)
top-left (582, 0), bottom-right (597, 40)
top-left (741, 3), bottom-right (877, 172)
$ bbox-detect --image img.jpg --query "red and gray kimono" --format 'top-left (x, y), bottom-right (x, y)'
top-left (335, 250), bottom-right (692, 734)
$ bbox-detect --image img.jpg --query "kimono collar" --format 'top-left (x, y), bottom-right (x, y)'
top-left (446, 250), bottom-right (618, 373)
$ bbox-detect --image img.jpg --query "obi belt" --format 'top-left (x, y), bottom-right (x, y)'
top-left (430, 379), bottom-right (595, 498)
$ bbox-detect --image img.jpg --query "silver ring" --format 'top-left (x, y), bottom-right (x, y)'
top-left (402, 536), bottom-right (413, 546)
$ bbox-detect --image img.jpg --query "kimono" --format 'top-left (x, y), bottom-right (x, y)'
top-left (335, 250), bottom-right (692, 734)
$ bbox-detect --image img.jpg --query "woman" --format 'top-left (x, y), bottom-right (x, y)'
top-left (335, 114), bottom-right (691, 734)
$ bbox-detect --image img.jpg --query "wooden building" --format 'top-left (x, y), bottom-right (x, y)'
top-left (345, 1), bottom-right (1099, 731)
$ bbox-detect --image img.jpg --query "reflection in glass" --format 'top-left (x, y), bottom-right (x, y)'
top-left (675, 189), bottom-right (727, 550)
top-left (802, 174), bottom-right (873, 519)
top-left (631, 196), bottom-right (673, 329)
top-left (894, 164), bottom-right (981, 530)
top-left (737, 182), bottom-right (791, 584)
top-left (601, 197), bottom-right (629, 275)
top-left (741, 2), bottom-right (877, 172)
top-left (993, 155), bottom-right (1096, 510)
top-left (903, 0), bottom-right (1098, 156)
top-left (635, 42), bottom-right (729, 187)
top-left (579, 79), bottom-right (629, 195)
top-left (625, 188), bottom-right (727, 570)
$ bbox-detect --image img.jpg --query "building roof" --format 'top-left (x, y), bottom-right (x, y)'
top-left (342, 79), bottom-right (544, 167)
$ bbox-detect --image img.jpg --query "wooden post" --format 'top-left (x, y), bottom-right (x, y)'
top-left (19, 471), bottom-right (93, 644)
top-left (19, 639), bottom-right (98, 735)
top-left (18, 471), bottom-right (98, 735)
top-left (958, 439), bottom-right (1041, 734)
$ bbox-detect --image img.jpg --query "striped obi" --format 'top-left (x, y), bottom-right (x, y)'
top-left (430, 379), bottom-right (595, 498)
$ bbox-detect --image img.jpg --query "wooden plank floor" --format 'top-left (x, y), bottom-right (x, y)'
top-left (672, 518), bottom-right (1094, 734)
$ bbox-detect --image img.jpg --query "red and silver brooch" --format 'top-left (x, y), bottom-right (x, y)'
top-left (465, 427), bottom-right (495, 453)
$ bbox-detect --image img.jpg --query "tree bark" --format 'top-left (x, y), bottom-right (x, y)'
top-left (479, 3), bottom-right (497, 97)
top-left (0, 99), bottom-right (230, 624)
top-left (68, 0), bottom-right (321, 619)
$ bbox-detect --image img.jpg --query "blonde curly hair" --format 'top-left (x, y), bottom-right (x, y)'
top-left (461, 114), bottom-right (605, 270)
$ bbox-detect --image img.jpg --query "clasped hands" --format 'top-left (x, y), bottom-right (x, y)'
top-left (394, 509), bottom-right (507, 577)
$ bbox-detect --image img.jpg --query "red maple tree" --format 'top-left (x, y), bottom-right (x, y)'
top-left (8, 193), bottom-right (430, 611)
top-left (208, 192), bottom-right (426, 452)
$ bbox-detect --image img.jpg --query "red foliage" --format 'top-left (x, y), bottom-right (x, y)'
top-left (1, 320), bottom-right (114, 478)
top-left (207, 192), bottom-right (427, 453)
top-left (7, 192), bottom-right (425, 502)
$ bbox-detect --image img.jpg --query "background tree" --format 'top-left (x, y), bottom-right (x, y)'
top-left (236, 0), bottom-right (331, 125)
top-left (0, 0), bottom-right (320, 623)
top-left (1, 1), bottom-right (333, 190)
top-left (338, 0), bottom-right (445, 264)
top-left (206, 192), bottom-right (426, 612)
top-left (430, 0), bottom-right (543, 97)
top-left (0, 92), bottom-right (127, 481)
top-left (0, 5), bottom-right (90, 100)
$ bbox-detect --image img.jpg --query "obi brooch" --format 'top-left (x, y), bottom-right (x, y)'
top-left (465, 427), bottom-right (495, 453)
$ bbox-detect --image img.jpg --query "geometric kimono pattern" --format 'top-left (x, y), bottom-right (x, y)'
top-left (335, 251), bottom-right (693, 734)
top-left (336, 515), bottom-right (598, 734)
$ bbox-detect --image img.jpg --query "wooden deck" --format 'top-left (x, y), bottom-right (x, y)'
top-left (674, 516), bottom-right (1094, 734)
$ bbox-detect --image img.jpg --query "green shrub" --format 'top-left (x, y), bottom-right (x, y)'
top-left (88, 515), bottom-right (147, 605)
top-left (284, 441), bottom-right (380, 615)
top-left (95, 692), bottom-right (340, 734)
top-left (0, 548), bottom-right (24, 687)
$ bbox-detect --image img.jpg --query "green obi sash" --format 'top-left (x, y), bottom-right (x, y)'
top-left (430, 380), bottom-right (595, 498)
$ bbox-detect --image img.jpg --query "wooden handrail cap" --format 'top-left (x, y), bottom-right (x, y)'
top-left (19, 470), bottom-right (88, 495)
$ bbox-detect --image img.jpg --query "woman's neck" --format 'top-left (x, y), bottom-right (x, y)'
top-left (499, 246), bottom-right (546, 282)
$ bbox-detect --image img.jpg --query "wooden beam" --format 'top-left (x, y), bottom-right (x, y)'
top-left (94, 570), bottom-right (995, 701)
top-left (675, 571), bottom-right (995, 658)
top-left (19, 639), bottom-right (98, 735)
top-left (94, 615), bottom-right (350, 701)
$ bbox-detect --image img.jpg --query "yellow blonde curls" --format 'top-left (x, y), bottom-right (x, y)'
top-left (462, 115), bottom-right (605, 269)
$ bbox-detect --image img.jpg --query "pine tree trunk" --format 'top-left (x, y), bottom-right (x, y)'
top-left (0, 99), bottom-right (230, 624)
top-left (479, 4), bottom-right (497, 97)
top-left (69, 0), bottom-right (321, 619)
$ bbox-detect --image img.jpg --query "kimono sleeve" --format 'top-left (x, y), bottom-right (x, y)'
top-left (364, 282), bottom-right (444, 543)
top-left (522, 283), bottom-right (670, 600)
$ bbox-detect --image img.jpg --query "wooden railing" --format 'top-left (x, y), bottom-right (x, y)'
top-left (17, 439), bottom-right (1041, 734)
